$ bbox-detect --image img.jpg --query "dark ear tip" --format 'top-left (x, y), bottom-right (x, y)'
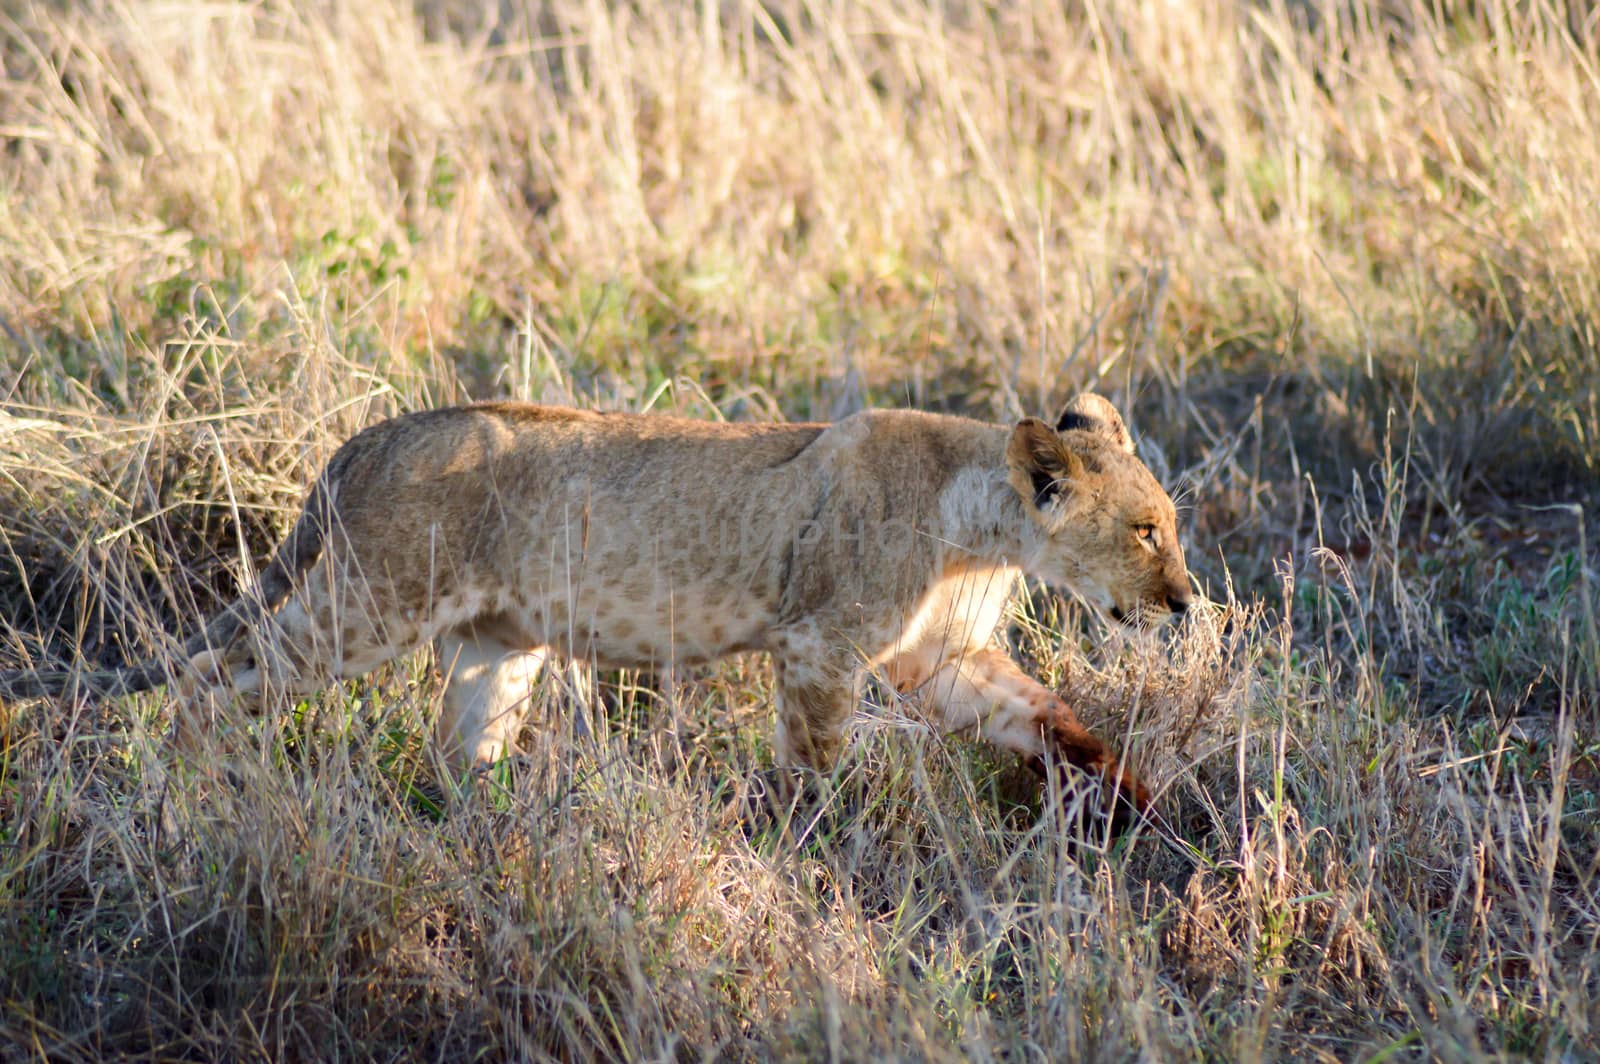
top-left (1056, 409), bottom-right (1096, 434)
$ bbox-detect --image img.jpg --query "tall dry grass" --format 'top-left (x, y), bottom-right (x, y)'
top-left (1, 0), bottom-right (1596, 1059)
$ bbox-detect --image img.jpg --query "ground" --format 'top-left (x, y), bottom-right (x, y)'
top-left (0, 1), bottom-right (1596, 1060)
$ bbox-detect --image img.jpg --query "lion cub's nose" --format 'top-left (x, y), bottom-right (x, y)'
top-left (1167, 593), bottom-right (1190, 616)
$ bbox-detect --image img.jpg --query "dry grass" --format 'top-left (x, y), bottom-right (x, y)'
top-left (1, 0), bottom-right (1597, 1059)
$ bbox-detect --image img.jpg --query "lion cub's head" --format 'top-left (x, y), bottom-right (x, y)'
top-left (1005, 393), bottom-right (1191, 627)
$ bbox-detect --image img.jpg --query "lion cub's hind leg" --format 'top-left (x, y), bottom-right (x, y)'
top-left (171, 610), bottom-right (334, 760)
top-left (433, 622), bottom-right (546, 776)
top-left (170, 571), bottom-right (419, 759)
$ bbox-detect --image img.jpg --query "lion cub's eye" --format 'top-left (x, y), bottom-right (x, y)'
top-left (1135, 524), bottom-right (1157, 545)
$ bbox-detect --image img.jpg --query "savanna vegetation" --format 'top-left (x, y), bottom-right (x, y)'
top-left (1, 0), bottom-right (1596, 1059)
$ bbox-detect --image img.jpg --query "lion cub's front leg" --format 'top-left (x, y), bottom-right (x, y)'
top-left (908, 646), bottom-right (1151, 828)
top-left (768, 623), bottom-right (862, 773)
top-left (771, 657), bottom-right (858, 772)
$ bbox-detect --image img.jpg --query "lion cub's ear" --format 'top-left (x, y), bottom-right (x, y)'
top-left (1007, 418), bottom-right (1085, 510)
top-left (1055, 393), bottom-right (1135, 455)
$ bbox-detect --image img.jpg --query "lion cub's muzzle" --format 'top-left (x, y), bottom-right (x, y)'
top-left (1110, 590), bottom-right (1191, 628)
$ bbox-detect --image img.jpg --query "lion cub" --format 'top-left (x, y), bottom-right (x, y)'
top-left (156, 394), bottom-right (1189, 823)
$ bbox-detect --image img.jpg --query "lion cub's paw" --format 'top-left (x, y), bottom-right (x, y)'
top-left (1034, 756), bottom-right (1152, 838)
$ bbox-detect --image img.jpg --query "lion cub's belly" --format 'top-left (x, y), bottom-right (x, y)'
top-left (449, 467), bottom-right (805, 667)
top-left (510, 573), bottom-right (776, 668)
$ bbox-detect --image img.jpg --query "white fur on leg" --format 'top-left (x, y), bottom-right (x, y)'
top-left (434, 633), bottom-right (546, 773)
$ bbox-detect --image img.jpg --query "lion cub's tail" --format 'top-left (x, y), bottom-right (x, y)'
top-left (0, 472), bottom-right (336, 703)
